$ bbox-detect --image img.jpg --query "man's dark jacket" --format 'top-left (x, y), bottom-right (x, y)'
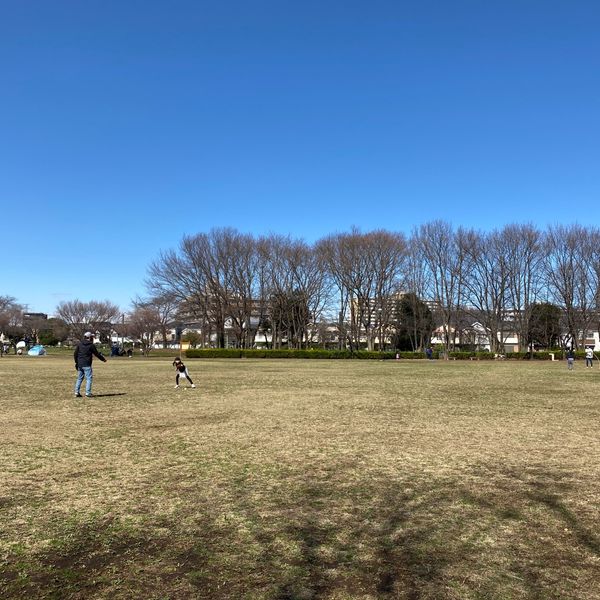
top-left (74, 340), bottom-right (106, 368)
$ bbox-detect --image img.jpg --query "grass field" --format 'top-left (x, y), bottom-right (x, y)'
top-left (1, 355), bottom-right (599, 599)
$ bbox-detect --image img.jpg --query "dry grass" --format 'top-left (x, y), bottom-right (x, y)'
top-left (0, 355), bottom-right (599, 599)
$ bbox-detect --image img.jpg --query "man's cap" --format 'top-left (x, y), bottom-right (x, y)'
top-left (84, 332), bottom-right (93, 339)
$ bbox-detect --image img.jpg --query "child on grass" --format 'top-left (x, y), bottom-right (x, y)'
top-left (172, 357), bottom-right (196, 388)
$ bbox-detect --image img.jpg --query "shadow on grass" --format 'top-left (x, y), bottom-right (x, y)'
top-left (2, 464), bottom-right (598, 600)
top-left (0, 510), bottom-right (232, 600)
top-left (526, 475), bottom-right (600, 556)
top-left (0, 515), bottom-right (166, 598)
top-left (498, 465), bottom-right (600, 558)
top-left (203, 471), bottom-right (477, 600)
top-left (276, 479), bottom-right (339, 600)
top-left (373, 485), bottom-right (450, 600)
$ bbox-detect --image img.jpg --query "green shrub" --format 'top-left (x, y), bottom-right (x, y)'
top-left (530, 352), bottom-right (552, 360)
top-left (38, 331), bottom-right (59, 346)
top-left (186, 348), bottom-right (397, 360)
top-left (241, 349), bottom-right (268, 359)
top-left (504, 351), bottom-right (559, 360)
top-left (400, 352), bottom-right (421, 359)
top-left (353, 351), bottom-right (396, 360)
top-left (504, 352), bottom-right (527, 360)
top-left (185, 348), bottom-right (242, 359)
top-left (447, 351), bottom-right (474, 360)
top-left (184, 347), bottom-right (570, 361)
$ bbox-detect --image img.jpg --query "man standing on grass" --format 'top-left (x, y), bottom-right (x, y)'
top-left (566, 347), bottom-right (575, 371)
top-left (585, 346), bottom-right (594, 368)
top-left (74, 332), bottom-right (107, 397)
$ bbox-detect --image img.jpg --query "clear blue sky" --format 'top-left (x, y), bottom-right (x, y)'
top-left (1, 1), bottom-right (599, 315)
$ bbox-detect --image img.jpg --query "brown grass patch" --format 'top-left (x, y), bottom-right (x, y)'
top-left (0, 356), bottom-right (599, 599)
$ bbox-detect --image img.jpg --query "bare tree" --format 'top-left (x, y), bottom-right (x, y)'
top-left (0, 296), bottom-right (23, 352)
top-left (287, 240), bottom-right (330, 348)
top-left (0, 297), bottom-right (22, 332)
top-left (134, 292), bottom-right (180, 349)
top-left (22, 314), bottom-right (49, 345)
top-left (0, 295), bottom-right (19, 314)
top-left (502, 224), bottom-right (545, 352)
top-left (460, 228), bottom-right (510, 353)
top-left (315, 234), bottom-right (353, 350)
top-left (316, 229), bottom-right (406, 351)
top-left (147, 229), bottom-right (265, 349)
top-left (364, 230), bottom-right (407, 350)
top-left (416, 221), bottom-right (466, 354)
top-left (262, 235), bottom-right (329, 349)
top-left (184, 232), bottom-right (230, 347)
top-left (140, 223), bottom-right (600, 355)
top-left (255, 236), bottom-right (276, 348)
top-left (544, 225), bottom-right (600, 349)
top-left (216, 229), bottom-right (262, 348)
top-left (401, 239), bottom-right (435, 351)
top-left (127, 306), bottom-right (162, 355)
top-left (55, 300), bottom-right (120, 341)
top-left (147, 236), bottom-right (222, 346)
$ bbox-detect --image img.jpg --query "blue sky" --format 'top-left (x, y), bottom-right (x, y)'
top-left (1, 1), bottom-right (599, 314)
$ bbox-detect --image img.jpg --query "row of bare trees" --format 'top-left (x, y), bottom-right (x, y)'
top-left (4, 223), bottom-right (600, 351)
top-left (0, 295), bottom-right (69, 349)
top-left (53, 298), bottom-right (179, 355)
top-left (417, 222), bottom-right (600, 351)
top-left (0, 296), bottom-right (171, 355)
top-left (145, 223), bottom-right (600, 351)
top-left (146, 229), bottom-right (329, 349)
top-left (316, 229), bottom-right (408, 350)
top-left (413, 221), bottom-right (600, 351)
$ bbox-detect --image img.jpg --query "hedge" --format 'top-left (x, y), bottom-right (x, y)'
top-left (184, 348), bottom-right (569, 360)
top-left (446, 351), bottom-right (568, 360)
top-left (446, 351), bottom-right (495, 360)
top-left (505, 350), bottom-right (584, 360)
top-left (186, 348), bottom-right (405, 360)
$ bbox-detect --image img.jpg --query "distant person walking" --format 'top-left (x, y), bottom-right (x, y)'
top-left (585, 346), bottom-right (594, 368)
top-left (74, 332), bottom-right (107, 397)
top-left (566, 348), bottom-right (575, 371)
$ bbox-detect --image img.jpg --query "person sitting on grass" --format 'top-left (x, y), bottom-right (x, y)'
top-left (172, 357), bottom-right (196, 389)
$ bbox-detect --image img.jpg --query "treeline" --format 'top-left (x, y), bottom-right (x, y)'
top-left (3, 222), bottom-right (599, 352)
top-left (145, 222), bottom-right (600, 351)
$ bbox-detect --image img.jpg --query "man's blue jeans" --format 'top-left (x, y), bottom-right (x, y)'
top-left (75, 366), bottom-right (93, 396)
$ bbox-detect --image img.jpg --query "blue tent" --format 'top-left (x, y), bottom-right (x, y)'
top-left (28, 345), bottom-right (46, 356)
